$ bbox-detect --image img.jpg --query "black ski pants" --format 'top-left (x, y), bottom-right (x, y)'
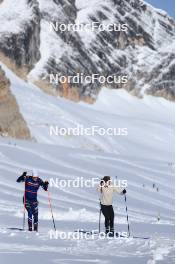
top-left (101, 204), bottom-right (114, 229)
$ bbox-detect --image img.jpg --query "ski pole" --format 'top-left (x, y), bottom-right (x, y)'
top-left (47, 190), bottom-right (56, 231)
top-left (124, 194), bottom-right (131, 237)
top-left (99, 201), bottom-right (101, 233)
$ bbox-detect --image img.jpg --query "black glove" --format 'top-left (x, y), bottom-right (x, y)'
top-left (100, 180), bottom-right (104, 186)
top-left (43, 181), bottom-right (49, 191)
top-left (17, 172), bottom-right (27, 182)
top-left (122, 189), bottom-right (126, 194)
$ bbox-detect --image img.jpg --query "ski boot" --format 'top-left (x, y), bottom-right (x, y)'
top-left (34, 223), bottom-right (38, 232)
top-left (108, 227), bottom-right (114, 237)
top-left (105, 227), bottom-right (110, 235)
top-left (28, 219), bottom-right (32, 231)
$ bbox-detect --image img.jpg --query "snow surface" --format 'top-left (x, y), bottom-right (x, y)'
top-left (28, 20), bottom-right (72, 82)
top-left (75, 0), bottom-right (175, 49)
top-left (0, 64), bottom-right (175, 263)
top-left (75, 0), bottom-right (116, 48)
top-left (0, 0), bottom-right (33, 34)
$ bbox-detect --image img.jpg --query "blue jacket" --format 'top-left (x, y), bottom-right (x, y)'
top-left (17, 174), bottom-right (48, 202)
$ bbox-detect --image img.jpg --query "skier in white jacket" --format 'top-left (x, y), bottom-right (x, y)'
top-left (97, 176), bottom-right (126, 236)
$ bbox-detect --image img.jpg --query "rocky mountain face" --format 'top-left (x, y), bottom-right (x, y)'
top-left (0, 0), bottom-right (175, 102)
top-left (0, 0), bottom-right (40, 78)
top-left (0, 66), bottom-right (31, 139)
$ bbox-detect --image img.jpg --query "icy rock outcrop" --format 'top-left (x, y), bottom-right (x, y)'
top-left (0, 66), bottom-right (31, 139)
top-left (0, 0), bottom-right (40, 76)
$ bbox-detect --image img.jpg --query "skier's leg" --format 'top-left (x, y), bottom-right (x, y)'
top-left (101, 205), bottom-right (110, 234)
top-left (32, 202), bottom-right (38, 231)
top-left (109, 206), bottom-right (114, 234)
top-left (26, 201), bottom-right (33, 231)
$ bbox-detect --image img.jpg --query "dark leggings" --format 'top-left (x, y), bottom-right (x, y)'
top-left (25, 200), bottom-right (38, 229)
top-left (101, 204), bottom-right (114, 229)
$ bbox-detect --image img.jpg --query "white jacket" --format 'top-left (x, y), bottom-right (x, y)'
top-left (97, 184), bottom-right (123, 206)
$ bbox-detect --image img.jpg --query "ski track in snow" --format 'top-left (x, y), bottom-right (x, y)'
top-left (0, 64), bottom-right (175, 263)
top-left (0, 139), bottom-right (175, 264)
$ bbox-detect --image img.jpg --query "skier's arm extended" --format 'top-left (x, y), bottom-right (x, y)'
top-left (39, 179), bottom-right (49, 191)
top-left (16, 172), bottom-right (27, 182)
top-left (113, 186), bottom-right (127, 195)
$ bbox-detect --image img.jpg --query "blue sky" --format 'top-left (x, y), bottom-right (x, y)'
top-left (145, 0), bottom-right (175, 18)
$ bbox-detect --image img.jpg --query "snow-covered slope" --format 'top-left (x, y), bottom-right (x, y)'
top-left (1, 62), bottom-right (175, 157)
top-left (0, 137), bottom-right (175, 264)
top-left (0, 64), bottom-right (175, 263)
top-left (0, 0), bottom-right (33, 34)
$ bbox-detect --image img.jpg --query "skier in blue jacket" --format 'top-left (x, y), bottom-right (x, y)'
top-left (17, 170), bottom-right (49, 231)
